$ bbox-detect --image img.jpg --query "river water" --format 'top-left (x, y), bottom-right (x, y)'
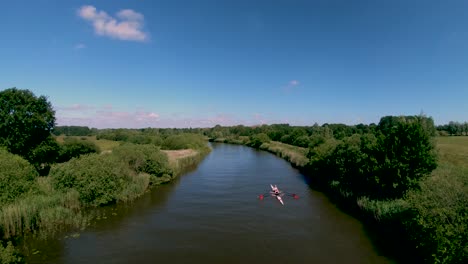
top-left (25, 143), bottom-right (395, 263)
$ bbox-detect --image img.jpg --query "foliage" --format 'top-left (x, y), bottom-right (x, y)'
top-left (58, 137), bottom-right (100, 163)
top-left (259, 141), bottom-right (308, 167)
top-left (96, 128), bottom-right (164, 146)
top-left (50, 144), bottom-right (173, 206)
top-left (0, 241), bottom-right (22, 264)
top-left (0, 88), bottom-right (55, 160)
top-left (50, 153), bottom-right (132, 206)
top-left (374, 116), bottom-right (437, 198)
top-left (404, 163), bottom-right (468, 264)
top-left (246, 133), bottom-right (270, 148)
top-left (26, 136), bottom-right (61, 175)
top-left (162, 133), bottom-right (207, 150)
top-left (111, 143), bottom-right (172, 179)
top-left (306, 115), bottom-right (437, 199)
top-left (437, 121), bottom-right (468, 136)
top-left (0, 186), bottom-right (83, 239)
top-left (0, 149), bottom-right (38, 206)
top-left (53, 126), bottom-right (97, 136)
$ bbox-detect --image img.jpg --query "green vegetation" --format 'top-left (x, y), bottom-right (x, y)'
top-left (50, 143), bottom-right (174, 206)
top-left (205, 117), bottom-right (467, 264)
top-left (1, 88), bottom-right (466, 263)
top-left (0, 241), bottom-right (22, 264)
top-left (0, 182), bottom-right (84, 239)
top-left (437, 121), bottom-right (468, 136)
top-left (0, 88), bottom-right (57, 175)
top-left (57, 137), bottom-right (100, 163)
top-left (52, 126), bottom-right (97, 136)
top-left (0, 89), bottom-right (211, 263)
top-left (0, 149), bottom-right (38, 206)
top-left (259, 141), bottom-right (309, 167)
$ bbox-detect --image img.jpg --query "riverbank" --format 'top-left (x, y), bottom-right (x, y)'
top-left (0, 144), bottom-right (210, 263)
top-left (209, 136), bottom-right (467, 264)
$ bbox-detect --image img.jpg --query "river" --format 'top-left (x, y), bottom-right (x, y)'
top-left (25, 143), bottom-right (395, 263)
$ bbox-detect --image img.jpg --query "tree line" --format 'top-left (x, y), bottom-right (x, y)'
top-left (437, 121), bottom-right (468, 136)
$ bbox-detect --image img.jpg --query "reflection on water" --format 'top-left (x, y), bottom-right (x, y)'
top-left (25, 143), bottom-right (395, 264)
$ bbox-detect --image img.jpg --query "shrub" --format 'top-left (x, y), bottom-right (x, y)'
top-left (0, 149), bottom-right (38, 205)
top-left (162, 134), bottom-right (207, 150)
top-left (247, 133), bottom-right (271, 148)
top-left (112, 144), bottom-right (172, 178)
top-left (58, 138), bottom-right (100, 162)
top-left (50, 153), bottom-right (131, 206)
top-left (50, 144), bottom-right (173, 206)
top-left (0, 241), bottom-right (22, 264)
top-left (25, 136), bottom-right (61, 175)
top-left (404, 163), bottom-right (468, 263)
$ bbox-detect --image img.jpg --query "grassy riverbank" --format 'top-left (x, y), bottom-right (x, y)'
top-left (0, 139), bottom-right (210, 263)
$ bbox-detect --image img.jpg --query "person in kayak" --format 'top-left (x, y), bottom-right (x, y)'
top-left (271, 185), bottom-right (281, 195)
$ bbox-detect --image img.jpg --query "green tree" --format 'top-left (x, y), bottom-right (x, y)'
top-left (0, 88), bottom-right (56, 165)
top-left (374, 116), bottom-right (437, 198)
top-left (247, 133), bottom-right (271, 148)
top-left (57, 138), bottom-right (100, 163)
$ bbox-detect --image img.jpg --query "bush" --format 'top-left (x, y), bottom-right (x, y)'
top-left (307, 116), bottom-right (437, 200)
top-left (329, 134), bottom-right (379, 196)
top-left (247, 133), bottom-right (270, 148)
top-left (0, 149), bottom-right (38, 205)
top-left (404, 163), bottom-right (468, 263)
top-left (50, 144), bottom-right (173, 206)
top-left (162, 134), bottom-right (207, 150)
top-left (50, 153), bottom-right (130, 206)
top-left (58, 138), bottom-right (100, 162)
top-left (112, 144), bottom-right (172, 178)
top-left (0, 241), bottom-right (22, 264)
top-left (26, 136), bottom-right (61, 175)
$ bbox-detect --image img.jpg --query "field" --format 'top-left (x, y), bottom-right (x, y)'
top-left (54, 135), bottom-right (121, 152)
top-left (436, 136), bottom-right (468, 168)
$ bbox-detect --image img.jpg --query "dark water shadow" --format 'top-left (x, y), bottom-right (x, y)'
top-left (295, 170), bottom-right (423, 264)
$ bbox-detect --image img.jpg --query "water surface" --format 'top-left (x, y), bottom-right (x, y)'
top-left (26, 143), bottom-right (395, 264)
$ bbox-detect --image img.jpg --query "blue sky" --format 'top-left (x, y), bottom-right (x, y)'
top-left (2, 0), bottom-right (467, 128)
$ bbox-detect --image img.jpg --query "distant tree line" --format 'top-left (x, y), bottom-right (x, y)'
top-left (52, 126), bottom-right (98, 136)
top-left (436, 121), bottom-right (468, 136)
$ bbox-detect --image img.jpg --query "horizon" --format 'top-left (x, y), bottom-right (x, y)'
top-left (3, 0), bottom-right (468, 128)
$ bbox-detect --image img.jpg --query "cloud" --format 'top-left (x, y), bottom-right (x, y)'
top-left (56, 104), bottom-right (294, 128)
top-left (57, 104), bottom-right (94, 111)
top-left (77, 5), bottom-right (148, 42)
top-left (283, 80), bottom-right (300, 92)
top-left (74, 43), bottom-right (86, 49)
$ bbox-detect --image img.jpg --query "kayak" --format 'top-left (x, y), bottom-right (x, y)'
top-left (271, 184), bottom-right (284, 205)
top-left (276, 195), bottom-right (284, 205)
top-left (258, 184), bottom-right (299, 206)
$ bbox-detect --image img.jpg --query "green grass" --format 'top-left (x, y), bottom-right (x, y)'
top-left (402, 137), bottom-right (468, 263)
top-left (0, 177), bottom-right (87, 240)
top-left (54, 135), bottom-right (121, 152)
top-left (260, 141), bottom-right (309, 167)
top-left (436, 136), bottom-right (468, 168)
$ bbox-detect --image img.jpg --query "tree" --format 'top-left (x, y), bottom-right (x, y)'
top-left (374, 115), bottom-right (437, 198)
top-left (0, 88), bottom-right (57, 170)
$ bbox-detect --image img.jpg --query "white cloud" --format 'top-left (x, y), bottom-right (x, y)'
top-left (117, 9), bottom-right (144, 21)
top-left (283, 80), bottom-right (300, 92)
top-left (74, 43), bottom-right (86, 49)
top-left (77, 5), bottom-right (148, 42)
